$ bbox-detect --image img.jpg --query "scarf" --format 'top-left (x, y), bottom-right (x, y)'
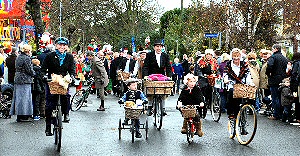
top-left (56, 50), bottom-right (66, 66)
top-left (224, 60), bottom-right (249, 84)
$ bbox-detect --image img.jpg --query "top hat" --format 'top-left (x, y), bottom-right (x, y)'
top-left (153, 39), bottom-right (164, 46)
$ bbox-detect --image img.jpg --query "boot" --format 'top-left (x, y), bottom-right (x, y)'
top-left (45, 125), bottom-right (53, 136)
top-left (63, 114), bottom-right (70, 122)
top-left (181, 119), bottom-right (188, 134)
top-left (97, 100), bottom-right (105, 111)
top-left (195, 120), bottom-right (204, 137)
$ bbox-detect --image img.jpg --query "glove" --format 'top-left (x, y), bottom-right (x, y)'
top-left (43, 75), bottom-right (48, 82)
top-left (118, 100), bottom-right (124, 104)
top-left (142, 100), bottom-right (148, 104)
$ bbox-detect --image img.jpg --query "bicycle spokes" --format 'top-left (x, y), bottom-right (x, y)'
top-left (235, 105), bottom-right (257, 145)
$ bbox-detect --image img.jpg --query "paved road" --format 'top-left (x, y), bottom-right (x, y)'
top-left (1, 87), bottom-right (300, 156)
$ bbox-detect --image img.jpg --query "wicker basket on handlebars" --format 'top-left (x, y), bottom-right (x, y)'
top-left (233, 83), bottom-right (257, 99)
top-left (125, 107), bottom-right (143, 119)
top-left (144, 80), bottom-right (174, 95)
top-left (117, 71), bottom-right (130, 81)
top-left (48, 82), bottom-right (68, 95)
top-left (181, 108), bottom-right (197, 118)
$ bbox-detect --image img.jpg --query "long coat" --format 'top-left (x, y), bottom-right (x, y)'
top-left (266, 51), bottom-right (288, 87)
top-left (142, 51), bottom-right (172, 77)
top-left (248, 60), bottom-right (260, 87)
top-left (91, 56), bottom-right (109, 89)
top-left (259, 61), bottom-right (268, 89)
top-left (5, 53), bottom-right (17, 84)
top-left (14, 52), bottom-right (35, 84)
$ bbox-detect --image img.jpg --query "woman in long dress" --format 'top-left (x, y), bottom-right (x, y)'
top-left (10, 44), bottom-right (35, 122)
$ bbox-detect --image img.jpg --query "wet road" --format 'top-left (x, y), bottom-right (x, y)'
top-left (1, 87), bottom-right (300, 156)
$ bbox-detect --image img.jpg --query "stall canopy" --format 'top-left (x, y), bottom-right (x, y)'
top-left (0, 0), bottom-right (27, 19)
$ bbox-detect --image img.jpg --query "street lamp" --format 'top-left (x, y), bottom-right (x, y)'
top-left (176, 40), bottom-right (179, 57)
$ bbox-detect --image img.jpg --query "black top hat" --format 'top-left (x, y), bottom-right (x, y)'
top-left (127, 51), bottom-right (133, 55)
top-left (153, 39), bottom-right (164, 46)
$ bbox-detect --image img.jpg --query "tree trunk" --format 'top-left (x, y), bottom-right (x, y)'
top-left (27, 0), bottom-right (44, 51)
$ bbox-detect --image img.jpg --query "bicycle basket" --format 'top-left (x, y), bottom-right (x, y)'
top-left (144, 80), bottom-right (174, 95)
top-left (125, 107), bottom-right (143, 119)
top-left (233, 83), bottom-right (257, 99)
top-left (181, 108), bottom-right (197, 118)
top-left (48, 82), bottom-right (68, 95)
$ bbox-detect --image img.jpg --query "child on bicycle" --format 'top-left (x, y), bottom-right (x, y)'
top-left (118, 78), bottom-right (148, 138)
top-left (176, 73), bottom-right (204, 137)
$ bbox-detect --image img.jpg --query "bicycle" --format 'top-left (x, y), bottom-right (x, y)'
top-left (227, 83), bottom-right (257, 145)
top-left (198, 75), bottom-right (222, 122)
top-left (0, 83), bottom-right (13, 119)
top-left (144, 80), bottom-right (174, 130)
top-left (71, 77), bottom-right (94, 111)
top-left (118, 102), bottom-right (148, 143)
top-left (181, 105), bottom-right (200, 144)
top-left (48, 81), bottom-right (69, 152)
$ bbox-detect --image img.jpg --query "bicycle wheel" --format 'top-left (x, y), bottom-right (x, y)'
top-left (235, 104), bottom-right (257, 145)
top-left (228, 118), bottom-right (236, 139)
top-left (120, 82), bottom-right (125, 98)
top-left (71, 90), bottom-right (85, 111)
top-left (118, 118), bottom-right (122, 140)
top-left (145, 118), bottom-right (148, 140)
top-left (131, 123), bottom-right (135, 143)
top-left (154, 97), bottom-right (163, 130)
top-left (186, 121), bottom-right (193, 144)
top-left (211, 91), bottom-right (221, 122)
top-left (56, 106), bottom-right (63, 152)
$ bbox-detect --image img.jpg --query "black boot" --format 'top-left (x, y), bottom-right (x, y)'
top-left (63, 114), bottom-right (70, 122)
top-left (45, 125), bottom-right (53, 136)
top-left (97, 100), bottom-right (105, 111)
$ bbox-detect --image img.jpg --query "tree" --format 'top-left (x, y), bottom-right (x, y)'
top-left (26, 0), bottom-right (44, 50)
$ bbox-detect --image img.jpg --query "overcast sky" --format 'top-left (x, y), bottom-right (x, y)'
top-left (156, 0), bottom-right (193, 12)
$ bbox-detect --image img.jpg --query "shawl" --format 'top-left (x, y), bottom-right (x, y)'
top-left (224, 60), bottom-right (249, 84)
top-left (198, 57), bottom-right (218, 72)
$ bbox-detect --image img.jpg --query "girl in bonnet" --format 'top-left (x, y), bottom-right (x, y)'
top-left (177, 73), bottom-right (205, 137)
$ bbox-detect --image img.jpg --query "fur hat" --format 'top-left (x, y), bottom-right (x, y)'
top-left (183, 73), bottom-right (198, 85)
top-left (205, 49), bottom-right (214, 56)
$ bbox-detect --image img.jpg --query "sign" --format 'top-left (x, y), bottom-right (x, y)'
top-left (205, 33), bottom-right (219, 38)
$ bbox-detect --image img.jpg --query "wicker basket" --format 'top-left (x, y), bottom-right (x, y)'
top-left (233, 83), bottom-right (257, 99)
top-left (125, 107), bottom-right (143, 119)
top-left (144, 80), bottom-right (174, 95)
top-left (117, 71), bottom-right (130, 81)
top-left (207, 75), bottom-right (217, 86)
top-left (48, 82), bottom-right (68, 95)
top-left (181, 108), bottom-right (197, 118)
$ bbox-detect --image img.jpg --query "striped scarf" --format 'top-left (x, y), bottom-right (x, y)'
top-left (224, 60), bottom-right (249, 84)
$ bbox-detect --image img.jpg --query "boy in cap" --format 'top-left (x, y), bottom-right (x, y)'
top-left (118, 78), bottom-right (148, 138)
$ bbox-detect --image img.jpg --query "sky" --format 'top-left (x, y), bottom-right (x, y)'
top-left (156, 0), bottom-right (193, 12)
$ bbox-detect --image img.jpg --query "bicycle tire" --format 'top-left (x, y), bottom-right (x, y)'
top-left (228, 118), bottom-right (236, 139)
top-left (211, 91), bottom-right (221, 122)
top-left (145, 118), bottom-right (148, 140)
top-left (154, 97), bottom-right (163, 130)
top-left (131, 122), bottom-right (135, 143)
top-left (71, 90), bottom-right (85, 111)
top-left (235, 104), bottom-right (257, 145)
top-left (118, 118), bottom-right (122, 140)
top-left (56, 106), bottom-right (63, 152)
top-left (186, 121), bottom-right (193, 144)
